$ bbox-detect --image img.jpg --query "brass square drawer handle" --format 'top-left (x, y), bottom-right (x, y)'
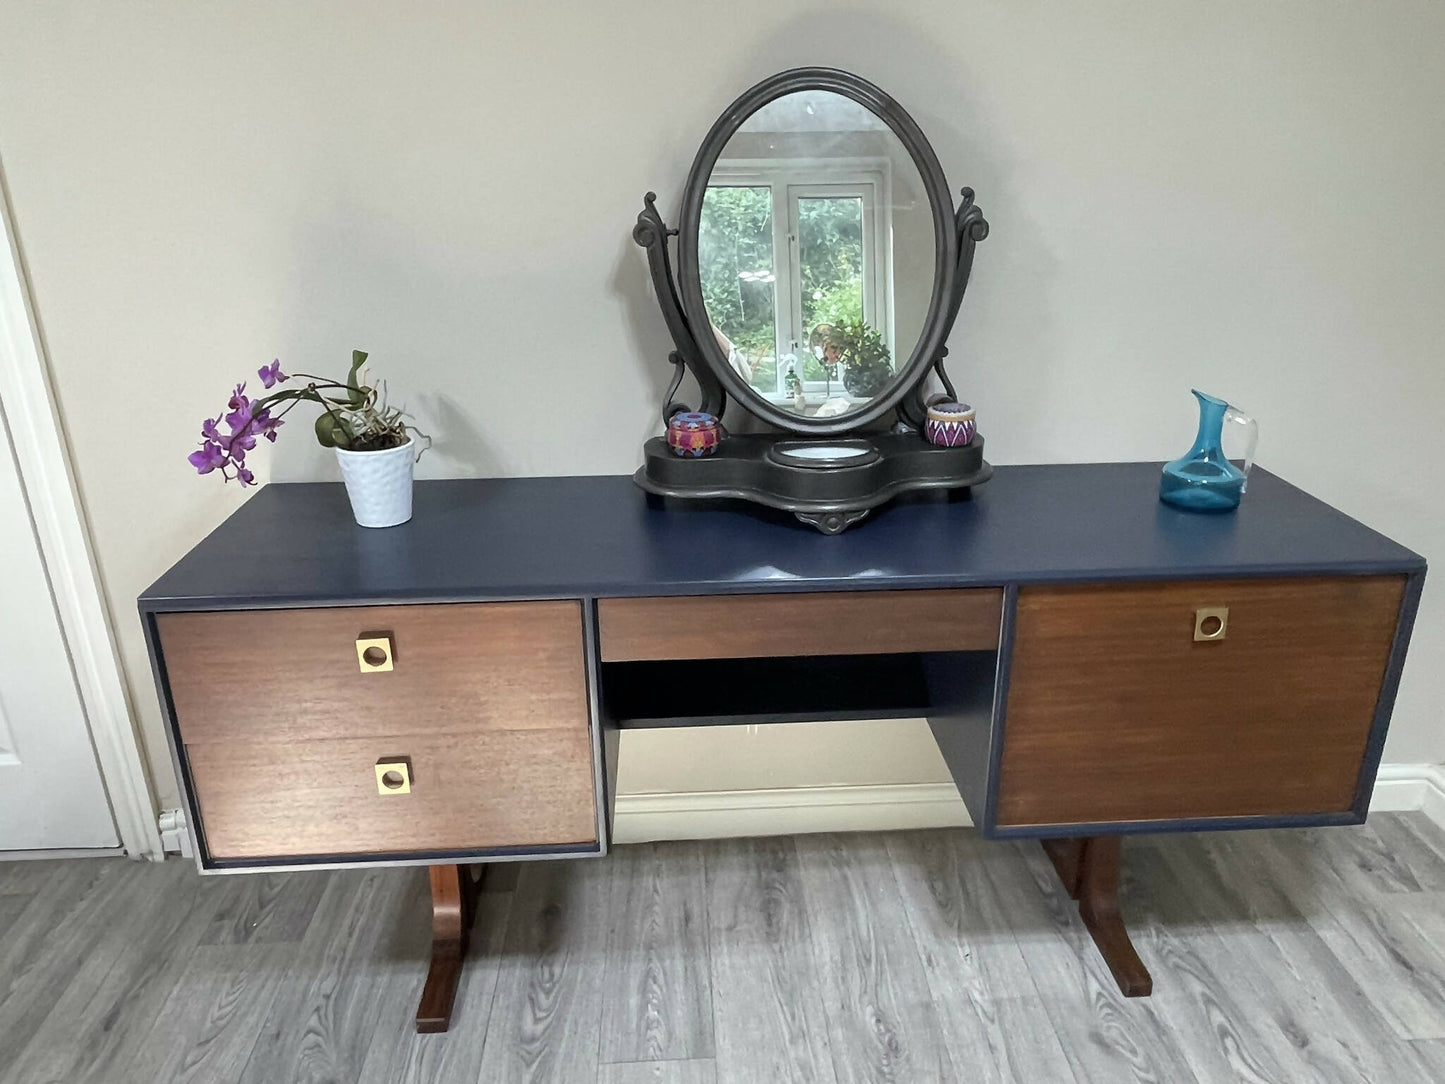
top-left (1194, 607), bottom-right (1228, 642)
top-left (375, 757), bottom-right (413, 794)
top-left (356, 634), bottom-right (394, 672)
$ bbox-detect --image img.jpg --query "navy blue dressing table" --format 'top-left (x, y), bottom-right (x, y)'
top-left (140, 462), bottom-right (1425, 1030)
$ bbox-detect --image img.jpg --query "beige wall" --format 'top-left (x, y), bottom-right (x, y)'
top-left (0, 2), bottom-right (1441, 812)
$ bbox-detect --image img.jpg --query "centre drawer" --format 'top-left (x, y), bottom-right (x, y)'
top-left (158, 600), bottom-right (588, 744)
top-left (598, 588), bottom-right (1003, 662)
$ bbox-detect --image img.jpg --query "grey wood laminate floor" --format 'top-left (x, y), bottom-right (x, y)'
top-left (3, 814), bottom-right (1444, 1083)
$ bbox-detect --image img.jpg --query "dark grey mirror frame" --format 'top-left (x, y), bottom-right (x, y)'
top-left (676, 66), bottom-right (960, 435)
top-left (631, 66), bottom-right (991, 532)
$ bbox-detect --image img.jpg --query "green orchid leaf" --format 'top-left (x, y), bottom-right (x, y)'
top-left (314, 412), bottom-right (338, 447)
top-left (314, 410), bottom-right (353, 448)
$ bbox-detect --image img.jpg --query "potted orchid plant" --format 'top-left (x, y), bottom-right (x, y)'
top-left (188, 350), bottom-right (426, 528)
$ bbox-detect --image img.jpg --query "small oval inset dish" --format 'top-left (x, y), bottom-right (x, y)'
top-left (767, 439), bottom-right (881, 469)
top-left (924, 401), bottom-right (976, 447)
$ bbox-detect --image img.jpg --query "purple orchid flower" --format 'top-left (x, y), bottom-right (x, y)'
top-left (253, 406), bottom-right (283, 442)
top-left (258, 360), bottom-right (288, 389)
top-left (224, 398), bottom-right (254, 436)
top-left (187, 441), bottom-right (227, 475)
top-left (191, 354), bottom-right (383, 486)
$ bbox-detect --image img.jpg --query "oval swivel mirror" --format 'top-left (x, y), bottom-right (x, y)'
top-left (633, 68), bottom-right (991, 533)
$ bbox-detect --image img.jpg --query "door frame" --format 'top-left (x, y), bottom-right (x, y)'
top-left (0, 163), bottom-right (162, 860)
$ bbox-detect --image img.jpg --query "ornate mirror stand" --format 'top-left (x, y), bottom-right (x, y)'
top-left (633, 67), bottom-right (992, 533)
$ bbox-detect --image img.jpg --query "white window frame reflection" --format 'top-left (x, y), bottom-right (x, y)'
top-left (708, 159), bottom-right (894, 404)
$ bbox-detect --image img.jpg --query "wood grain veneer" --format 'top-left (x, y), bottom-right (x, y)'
top-left (996, 575), bottom-right (1406, 828)
top-left (186, 727), bottom-right (598, 860)
top-left (597, 588), bottom-right (1003, 662)
top-left (159, 600), bottom-right (588, 745)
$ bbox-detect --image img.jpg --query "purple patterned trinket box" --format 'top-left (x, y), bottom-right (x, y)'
top-left (924, 401), bottom-right (976, 447)
top-left (667, 412), bottom-right (722, 457)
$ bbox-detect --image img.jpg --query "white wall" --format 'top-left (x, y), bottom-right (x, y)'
top-left (0, 2), bottom-right (1440, 810)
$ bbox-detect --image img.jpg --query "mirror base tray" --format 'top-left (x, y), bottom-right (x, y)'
top-left (635, 433), bottom-right (992, 533)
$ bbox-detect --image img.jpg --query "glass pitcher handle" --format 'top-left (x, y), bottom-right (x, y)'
top-left (1223, 406), bottom-right (1258, 492)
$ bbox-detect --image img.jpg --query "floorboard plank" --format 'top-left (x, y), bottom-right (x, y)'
top-left (1366, 813), bottom-right (1445, 892)
top-left (476, 855), bottom-right (611, 1084)
top-left (9, 860), bottom-right (226, 1084)
top-left (987, 839), bottom-right (1201, 1084)
top-left (886, 829), bottom-right (1078, 1083)
top-left (600, 841), bottom-right (714, 1065)
top-left (356, 868), bottom-right (515, 1084)
top-left (1251, 829), bottom-right (1445, 1040)
top-left (121, 940), bottom-right (300, 1084)
top-left (235, 867), bottom-right (417, 1084)
top-left (1155, 831), bottom-right (1436, 1083)
top-left (1122, 842), bottom-right (1304, 1084)
top-left (794, 832), bottom-right (954, 1083)
top-left (0, 859), bottom-right (160, 1072)
top-left (705, 836), bottom-right (837, 1084)
top-left (200, 869), bottom-right (331, 946)
top-left (0, 893), bottom-right (33, 941)
top-left (598, 1058), bottom-right (718, 1084)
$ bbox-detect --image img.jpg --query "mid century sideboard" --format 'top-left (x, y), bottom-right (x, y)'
top-left (139, 462), bottom-right (1425, 1031)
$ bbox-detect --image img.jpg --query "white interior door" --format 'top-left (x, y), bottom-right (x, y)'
top-left (0, 397), bottom-right (117, 850)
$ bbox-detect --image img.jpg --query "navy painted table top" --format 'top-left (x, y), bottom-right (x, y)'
top-left (139, 463), bottom-right (1425, 610)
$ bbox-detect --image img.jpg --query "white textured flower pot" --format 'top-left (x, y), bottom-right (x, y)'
top-left (334, 438), bottom-right (415, 528)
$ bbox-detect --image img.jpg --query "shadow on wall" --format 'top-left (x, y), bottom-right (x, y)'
top-left (607, 9), bottom-right (1062, 459)
top-left (269, 202), bottom-right (664, 481)
top-left (611, 231), bottom-right (688, 450)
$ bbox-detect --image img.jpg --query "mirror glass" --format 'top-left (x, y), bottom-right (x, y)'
top-left (698, 90), bottom-right (936, 420)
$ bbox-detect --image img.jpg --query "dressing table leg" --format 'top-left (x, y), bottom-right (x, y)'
top-left (415, 863), bottom-right (480, 1033)
top-left (1041, 836), bottom-right (1152, 997)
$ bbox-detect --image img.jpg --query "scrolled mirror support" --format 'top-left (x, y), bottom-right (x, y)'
top-left (633, 192), bottom-right (726, 424)
top-left (898, 187), bottom-right (990, 430)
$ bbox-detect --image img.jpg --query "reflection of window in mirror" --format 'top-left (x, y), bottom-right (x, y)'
top-left (700, 161), bottom-right (895, 406)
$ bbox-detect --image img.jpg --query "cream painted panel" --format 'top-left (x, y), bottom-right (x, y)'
top-left (616, 718), bottom-right (954, 795)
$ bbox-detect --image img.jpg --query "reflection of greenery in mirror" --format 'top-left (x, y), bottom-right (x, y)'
top-left (799, 196), bottom-right (864, 382)
top-left (834, 317), bottom-right (893, 397)
top-left (699, 186), bottom-right (777, 394)
top-left (701, 177), bottom-right (895, 405)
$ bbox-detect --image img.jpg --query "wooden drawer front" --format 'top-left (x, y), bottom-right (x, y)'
top-left (997, 576), bottom-right (1405, 828)
top-left (187, 728), bottom-right (598, 860)
top-left (159, 601), bottom-right (587, 745)
top-left (598, 588), bottom-right (1002, 662)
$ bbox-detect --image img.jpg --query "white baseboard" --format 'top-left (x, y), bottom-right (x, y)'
top-left (612, 764), bottom-right (1445, 845)
top-left (1371, 764), bottom-right (1445, 827)
top-left (0, 847), bottom-right (124, 862)
top-left (612, 782), bottom-right (970, 844)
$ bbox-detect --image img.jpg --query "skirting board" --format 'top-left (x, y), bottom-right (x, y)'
top-left (612, 782), bottom-right (970, 844)
top-left (613, 763), bottom-right (1445, 845)
top-left (1370, 764), bottom-right (1445, 826)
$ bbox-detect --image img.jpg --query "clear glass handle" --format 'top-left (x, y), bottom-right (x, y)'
top-left (1223, 406), bottom-right (1258, 492)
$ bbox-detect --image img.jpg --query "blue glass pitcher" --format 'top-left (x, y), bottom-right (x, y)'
top-left (1159, 390), bottom-right (1258, 512)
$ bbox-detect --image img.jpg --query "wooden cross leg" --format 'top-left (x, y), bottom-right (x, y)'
top-left (415, 864), bottom-right (481, 1033)
top-left (1040, 836), bottom-right (1152, 997)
